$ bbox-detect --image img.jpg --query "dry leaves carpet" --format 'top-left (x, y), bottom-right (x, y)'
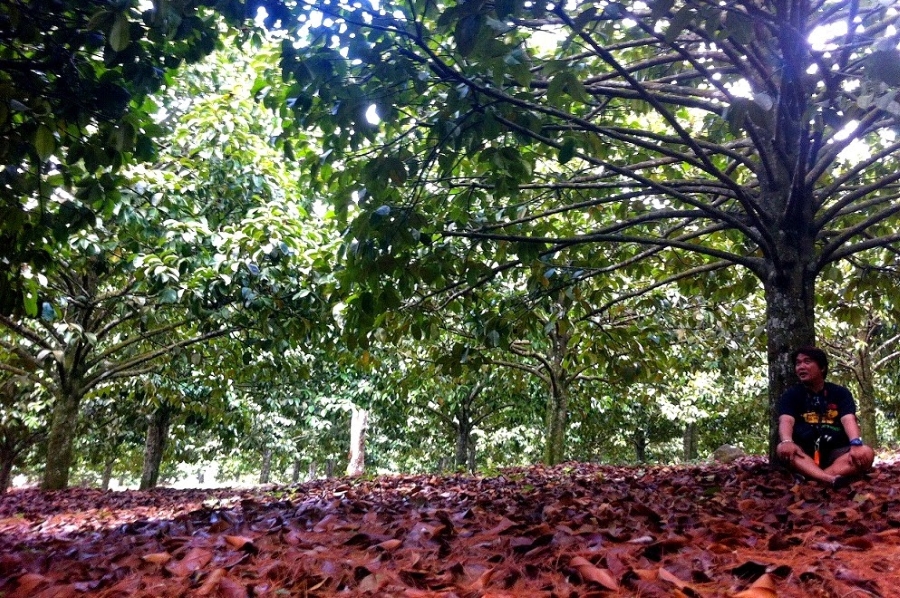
top-left (2, 457), bottom-right (900, 597)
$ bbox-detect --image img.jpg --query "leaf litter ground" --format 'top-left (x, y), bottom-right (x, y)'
top-left (2, 457), bottom-right (899, 597)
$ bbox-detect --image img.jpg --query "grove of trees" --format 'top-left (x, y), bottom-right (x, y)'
top-left (3, 0), bottom-right (900, 490)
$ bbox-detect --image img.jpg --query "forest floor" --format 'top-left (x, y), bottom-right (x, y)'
top-left (1, 457), bottom-right (899, 597)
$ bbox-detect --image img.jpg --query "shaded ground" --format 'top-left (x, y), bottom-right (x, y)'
top-left (1, 458), bottom-right (898, 597)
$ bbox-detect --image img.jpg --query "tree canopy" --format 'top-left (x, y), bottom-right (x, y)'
top-left (260, 0), bottom-right (900, 453)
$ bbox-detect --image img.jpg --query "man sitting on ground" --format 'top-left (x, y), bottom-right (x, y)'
top-left (776, 346), bottom-right (875, 489)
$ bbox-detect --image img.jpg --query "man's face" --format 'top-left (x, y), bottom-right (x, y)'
top-left (795, 353), bottom-right (825, 386)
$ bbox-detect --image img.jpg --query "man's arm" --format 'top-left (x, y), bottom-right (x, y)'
top-left (840, 413), bottom-right (862, 442)
top-left (839, 413), bottom-right (874, 469)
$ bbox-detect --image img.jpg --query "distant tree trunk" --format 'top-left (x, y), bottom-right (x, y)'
top-left (467, 438), bottom-right (476, 473)
top-left (42, 390), bottom-right (84, 490)
top-left (455, 419), bottom-right (472, 469)
top-left (101, 456), bottom-right (116, 491)
top-left (682, 422), bottom-right (698, 461)
top-left (259, 448), bottom-right (273, 484)
top-left (292, 458), bottom-right (302, 483)
top-left (139, 403), bottom-right (172, 490)
top-left (347, 405), bottom-right (368, 477)
top-left (0, 428), bottom-right (42, 493)
top-left (325, 459), bottom-right (335, 477)
top-left (633, 429), bottom-right (647, 463)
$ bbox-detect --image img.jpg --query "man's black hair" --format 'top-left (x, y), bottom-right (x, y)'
top-left (791, 345), bottom-right (828, 377)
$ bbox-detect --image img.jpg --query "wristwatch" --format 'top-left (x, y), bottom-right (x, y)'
top-left (850, 437), bottom-right (864, 447)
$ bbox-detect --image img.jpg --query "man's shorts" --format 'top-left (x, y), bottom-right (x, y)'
top-left (799, 444), bottom-right (850, 469)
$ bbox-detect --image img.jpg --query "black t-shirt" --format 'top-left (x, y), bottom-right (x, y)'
top-left (777, 382), bottom-right (856, 455)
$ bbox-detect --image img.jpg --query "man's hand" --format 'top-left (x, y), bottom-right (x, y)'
top-left (777, 440), bottom-right (801, 461)
top-left (849, 444), bottom-right (874, 469)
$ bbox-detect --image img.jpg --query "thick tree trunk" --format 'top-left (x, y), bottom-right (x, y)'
top-left (259, 448), bottom-right (273, 484)
top-left (0, 454), bottom-right (13, 493)
top-left (764, 269), bottom-right (816, 460)
top-left (308, 461), bottom-right (317, 481)
top-left (682, 422), bottom-right (698, 461)
top-left (139, 404), bottom-right (172, 490)
top-left (325, 458), bottom-right (335, 478)
top-left (42, 391), bottom-right (83, 490)
top-left (346, 405), bottom-right (368, 477)
top-left (544, 388), bottom-right (568, 465)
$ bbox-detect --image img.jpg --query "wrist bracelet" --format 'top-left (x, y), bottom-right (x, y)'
top-left (778, 439), bottom-right (794, 444)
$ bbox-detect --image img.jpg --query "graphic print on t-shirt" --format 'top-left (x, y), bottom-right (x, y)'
top-left (802, 403), bottom-right (839, 426)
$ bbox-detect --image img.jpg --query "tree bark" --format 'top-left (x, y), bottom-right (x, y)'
top-left (682, 422), bottom-right (698, 461)
top-left (633, 428), bottom-right (647, 463)
top-left (291, 457), bottom-right (302, 483)
top-left (543, 320), bottom-right (572, 465)
top-left (853, 342), bottom-right (878, 447)
top-left (139, 403), bottom-right (172, 490)
top-left (0, 425), bottom-right (41, 493)
top-left (101, 457), bottom-right (116, 491)
top-left (0, 453), bottom-right (14, 493)
top-left (308, 461), bottom-right (317, 481)
top-left (763, 266), bottom-right (816, 460)
top-left (454, 412), bottom-right (474, 471)
top-left (42, 391), bottom-right (83, 490)
top-left (544, 388), bottom-right (569, 465)
top-left (346, 405), bottom-right (368, 477)
top-left (259, 448), bottom-right (273, 484)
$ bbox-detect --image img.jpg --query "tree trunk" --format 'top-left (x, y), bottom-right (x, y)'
top-left (763, 268), bottom-right (816, 460)
top-left (308, 461), bottom-right (317, 481)
top-left (854, 344), bottom-right (878, 447)
top-left (544, 388), bottom-right (568, 465)
top-left (139, 404), bottom-right (172, 490)
top-left (291, 458), bottom-right (302, 483)
top-left (325, 458), bottom-right (335, 478)
top-left (543, 321), bottom-right (571, 465)
top-left (633, 428), bottom-right (647, 463)
top-left (101, 457), bottom-right (116, 491)
top-left (0, 454), bottom-right (13, 493)
top-left (0, 427), bottom-right (41, 493)
top-left (682, 422), bottom-right (698, 461)
top-left (259, 448), bottom-right (273, 484)
top-left (455, 419), bottom-right (472, 470)
top-left (346, 405), bottom-right (368, 477)
top-left (42, 391), bottom-right (83, 490)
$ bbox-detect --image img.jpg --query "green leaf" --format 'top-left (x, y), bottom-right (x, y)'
top-left (455, 14), bottom-right (483, 57)
top-left (110, 13), bottom-right (130, 52)
top-left (558, 137), bottom-right (576, 164)
top-left (34, 125), bottom-right (56, 161)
